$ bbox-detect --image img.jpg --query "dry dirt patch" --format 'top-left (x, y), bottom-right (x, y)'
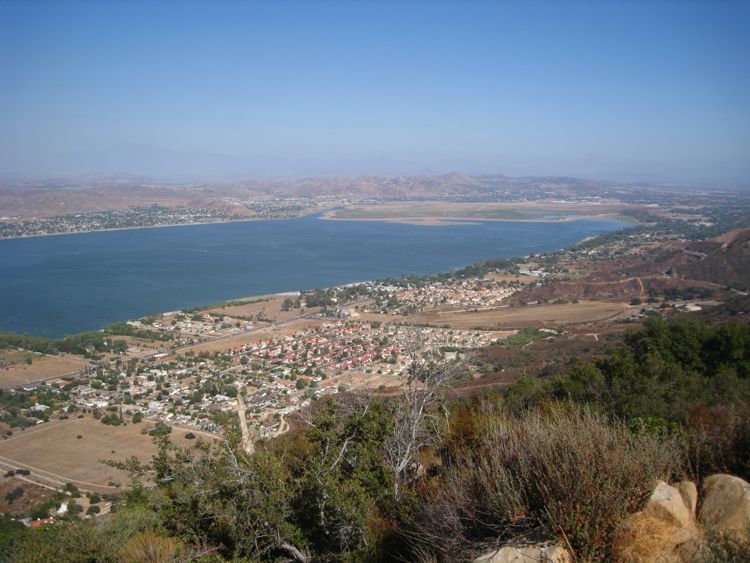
top-left (205, 295), bottom-right (321, 322)
top-left (0, 417), bottom-right (209, 492)
top-left (0, 350), bottom-right (88, 388)
top-left (0, 477), bottom-right (56, 515)
top-left (360, 301), bottom-right (627, 330)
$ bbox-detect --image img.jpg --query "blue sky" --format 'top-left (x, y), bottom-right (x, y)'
top-left (1, 0), bottom-right (749, 185)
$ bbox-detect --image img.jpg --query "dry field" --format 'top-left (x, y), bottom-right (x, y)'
top-left (178, 319), bottom-right (326, 354)
top-left (484, 273), bottom-right (538, 284)
top-left (0, 350), bottom-right (88, 388)
top-left (115, 335), bottom-right (170, 357)
top-left (360, 300), bottom-right (628, 330)
top-left (206, 294), bottom-right (321, 322)
top-left (321, 371), bottom-right (404, 392)
top-left (0, 417), bottom-right (212, 492)
top-left (0, 477), bottom-right (56, 515)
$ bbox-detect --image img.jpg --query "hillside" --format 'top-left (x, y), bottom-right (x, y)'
top-left (671, 228), bottom-right (750, 290)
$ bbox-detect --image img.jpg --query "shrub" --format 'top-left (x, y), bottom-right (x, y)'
top-left (684, 402), bottom-right (750, 481)
top-left (86, 505), bottom-right (100, 516)
top-left (184, 432), bottom-right (195, 439)
top-left (4, 487), bottom-right (23, 503)
top-left (402, 403), bottom-right (684, 561)
top-left (148, 422), bottom-right (171, 437)
top-left (701, 522), bottom-right (750, 562)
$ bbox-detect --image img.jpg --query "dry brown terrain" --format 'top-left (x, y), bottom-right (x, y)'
top-left (359, 300), bottom-right (628, 330)
top-left (0, 477), bottom-right (56, 515)
top-left (206, 294), bottom-right (321, 322)
top-left (0, 350), bottom-right (88, 388)
top-left (0, 417), bottom-right (212, 492)
top-left (484, 273), bottom-right (538, 284)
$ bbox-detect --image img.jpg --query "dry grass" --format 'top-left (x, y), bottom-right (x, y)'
top-left (0, 477), bottom-right (55, 515)
top-left (612, 510), bottom-right (694, 563)
top-left (206, 294), bottom-right (321, 322)
top-left (0, 417), bottom-right (209, 492)
top-left (360, 301), bottom-right (626, 330)
top-left (119, 531), bottom-right (184, 562)
top-left (483, 273), bottom-right (538, 284)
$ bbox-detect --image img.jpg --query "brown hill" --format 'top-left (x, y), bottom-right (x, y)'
top-left (668, 228), bottom-right (750, 290)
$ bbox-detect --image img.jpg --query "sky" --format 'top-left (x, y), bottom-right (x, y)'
top-left (1, 0), bottom-right (749, 186)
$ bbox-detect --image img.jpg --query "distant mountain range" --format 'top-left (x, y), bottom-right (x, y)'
top-left (0, 170), bottom-right (729, 221)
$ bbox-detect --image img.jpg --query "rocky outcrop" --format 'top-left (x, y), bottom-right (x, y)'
top-left (475, 475), bottom-right (750, 563)
top-left (699, 474), bottom-right (750, 541)
top-left (473, 543), bottom-right (571, 563)
top-left (614, 480), bottom-right (702, 562)
top-left (615, 475), bottom-right (750, 562)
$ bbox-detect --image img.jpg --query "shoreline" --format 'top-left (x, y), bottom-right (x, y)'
top-left (0, 214), bottom-right (310, 242)
top-left (0, 203), bottom-right (632, 240)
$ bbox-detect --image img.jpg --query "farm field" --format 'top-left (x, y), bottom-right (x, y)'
top-left (0, 417), bottom-right (212, 493)
top-left (0, 350), bottom-right (88, 388)
top-left (361, 300), bottom-right (628, 330)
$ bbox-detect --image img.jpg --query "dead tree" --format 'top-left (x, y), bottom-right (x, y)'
top-left (383, 330), bottom-right (463, 499)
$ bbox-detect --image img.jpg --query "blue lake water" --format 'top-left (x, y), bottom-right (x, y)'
top-left (0, 214), bottom-right (628, 337)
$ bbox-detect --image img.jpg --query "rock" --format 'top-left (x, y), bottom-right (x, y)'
top-left (473, 544), bottom-right (571, 563)
top-left (699, 474), bottom-right (750, 540)
top-left (613, 480), bottom-right (702, 562)
top-left (677, 481), bottom-right (698, 516)
top-left (647, 481), bottom-right (699, 535)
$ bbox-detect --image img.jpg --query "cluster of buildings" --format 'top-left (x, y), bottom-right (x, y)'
top-left (28, 317), bottom-right (499, 440)
top-left (0, 206), bottom-right (237, 238)
top-left (361, 278), bottom-right (522, 314)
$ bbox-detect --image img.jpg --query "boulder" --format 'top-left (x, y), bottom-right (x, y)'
top-left (677, 481), bottom-right (698, 516)
top-left (613, 480), bottom-right (702, 562)
top-left (473, 544), bottom-right (571, 563)
top-left (647, 481), bottom-right (699, 535)
top-left (699, 474), bottom-right (750, 540)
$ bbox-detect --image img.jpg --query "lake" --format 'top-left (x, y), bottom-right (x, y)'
top-left (0, 214), bottom-right (628, 337)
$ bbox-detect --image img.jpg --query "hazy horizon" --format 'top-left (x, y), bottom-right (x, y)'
top-left (2, 1), bottom-right (749, 187)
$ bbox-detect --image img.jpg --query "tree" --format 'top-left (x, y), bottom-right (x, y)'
top-left (149, 422), bottom-right (171, 437)
top-left (63, 483), bottom-right (80, 498)
top-left (383, 335), bottom-right (463, 499)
